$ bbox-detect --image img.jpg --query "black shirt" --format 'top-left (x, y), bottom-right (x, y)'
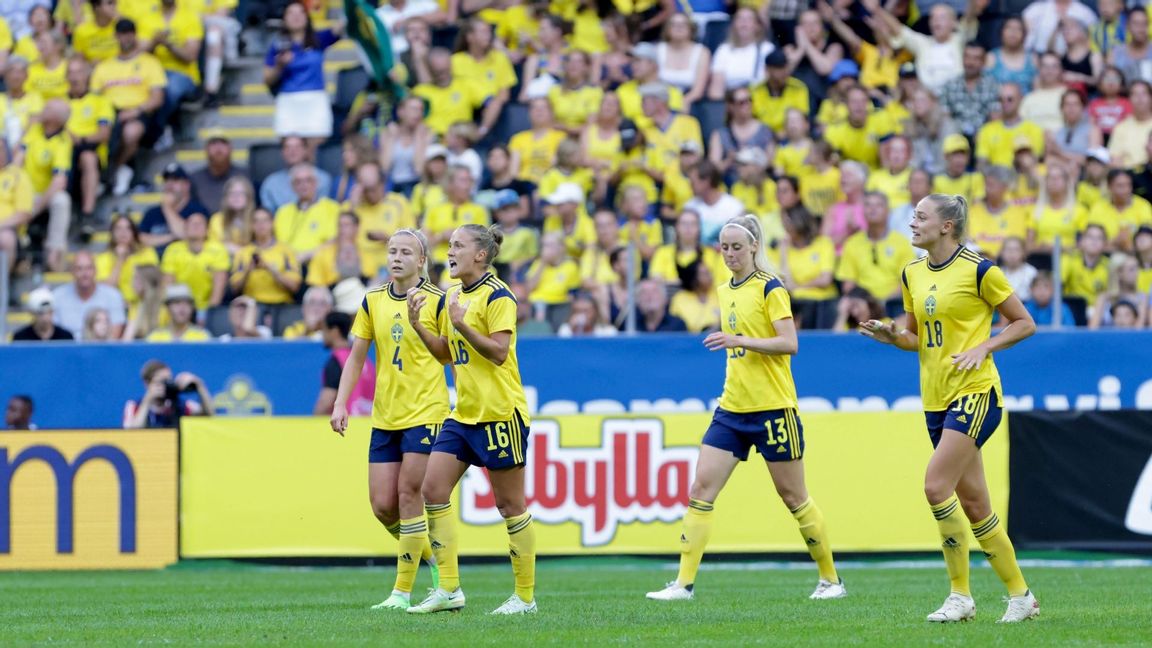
top-left (139, 198), bottom-right (211, 254)
top-left (12, 324), bottom-right (75, 341)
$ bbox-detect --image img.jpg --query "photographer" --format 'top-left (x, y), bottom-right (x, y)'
top-left (122, 359), bottom-right (212, 429)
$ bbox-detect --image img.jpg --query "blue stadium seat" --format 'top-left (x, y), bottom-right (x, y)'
top-left (270, 304), bottom-right (304, 336)
top-left (690, 99), bottom-right (726, 146)
top-left (315, 141), bottom-right (345, 179)
top-left (204, 305), bottom-right (233, 337)
top-left (248, 143), bottom-right (283, 194)
top-left (702, 19), bottom-right (730, 53)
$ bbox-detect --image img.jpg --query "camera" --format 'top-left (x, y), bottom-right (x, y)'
top-left (164, 380), bottom-right (197, 402)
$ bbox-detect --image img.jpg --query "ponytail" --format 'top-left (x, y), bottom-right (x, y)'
top-left (459, 223), bottom-right (504, 267)
top-left (925, 193), bottom-right (968, 243)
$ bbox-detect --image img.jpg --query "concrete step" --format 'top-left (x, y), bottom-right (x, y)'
top-left (175, 148), bottom-right (251, 165)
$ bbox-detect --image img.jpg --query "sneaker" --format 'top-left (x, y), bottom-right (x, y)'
top-left (809, 578), bottom-right (847, 600)
top-left (112, 166), bottom-right (134, 197)
top-left (428, 560), bottom-right (441, 591)
top-left (154, 127), bottom-right (175, 152)
top-left (646, 582), bottom-right (694, 601)
top-left (926, 593), bottom-right (976, 623)
top-left (406, 587), bottom-right (465, 614)
top-left (490, 595), bottom-right (537, 615)
top-left (371, 591), bottom-right (410, 610)
top-left (998, 590), bottom-right (1039, 623)
top-left (204, 93), bottom-right (222, 109)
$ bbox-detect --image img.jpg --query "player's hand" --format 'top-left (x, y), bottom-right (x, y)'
top-left (858, 319), bottom-right (899, 344)
top-left (951, 345), bottom-right (989, 371)
top-left (447, 289), bottom-right (469, 327)
top-left (406, 287), bottom-right (426, 324)
top-left (702, 332), bottom-right (741, 351)
top-left (330, 402), bottom-right (349, 436)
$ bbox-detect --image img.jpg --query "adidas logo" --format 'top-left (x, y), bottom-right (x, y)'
top-left (983, 551), bottom-right (995, 559)
top-left (929, 284), bottom-right (937, 291)
top-left (956, 415), bottom-right (968, 423)
top-left (431, 540), bottom-right (444, 549)
top-left (806, 537), bottom-right (818, 546)
top-left (421, 437), bottom-right (431, 445)
top-left (776, 446), bottom-right (786, 453)
top-left (680, 534), bottom-right (689, 544)
top-left (400, 552), bottom-right (414, 563)
top-left (943, 537), bottom-right (960, 549)
top-left (509, 548), bottom-right (519, 557)
top-left (498, 450), bottom-right (509, 459)
top-left (393, 313), bottom-right (402, 319)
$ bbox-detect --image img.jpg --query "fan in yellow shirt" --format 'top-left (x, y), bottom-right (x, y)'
top-left (146, 283), bottom-right (213, 341)
top-left (730, 147), bottom-right (779, 217)
top-left (541, 182), bottom-right (595, 260)
top-left (668, 259), bottom-right (722, 333)
top-left (274, 166), bottom-right (341, 262)
top-left (91, 28), bottom-right (168, 112)
top-left (1088, 170), bottom-right (1152, 251)
top-left (1029, 165), bottom-right (1087, 252)
top-left (0, 60), bottom-right (46, 137)
top-left (508, 98), bottom-right (568, 184)
top-left (835, 192), bottom-right (916, 302)
top-left (548, 52), bottom-right (603, 135)
top-left (649, 209), bottom-right (728, 286)
top-left (307, 213), bottom-right (381, 288)
top-left (422, 165), bottom-right (490, 264)
top-left (616, 43), bottom-right (685, 128)
top-left (975, 86), bottom-right (1046, 168)
top-left (230, 208), bottom-right (303, 305)
top-left (451, 18), bottom-right (514, 122)
top-left (752, 50), bottom-right (810, 135)
top-left (933, 134), bottom-right (985, 202)
top-left (160, 213), bottom-right (230, 310)
top-left (1061, 224), bottom-right (1111, 303)
top-left (73, 0), bottom-right (123, 63)
top-left (618, 185), bottom-right (663, 261)
top-left (525, 233), bottom-right (582, 306)
top-left (866, 136), bottom-right (913, 207)
top-left (967, 167), bottom-right (1030, 259)
top-left (96, 214), bottom-right (160, 314)
top-left (822, 86), bottom-right (883, 168)
top-left (798, 142), bottom-right (842, 218)
top-left (412, 49), bottom-right (492, 136)
top-left (27, 32), bottom-right (69, 100)
top-left (139, 0), bottom-right (204, 84)
top-left (347, 162), bottom-right (415, 268)
top-left (770, 212), bottom-right (838, 328)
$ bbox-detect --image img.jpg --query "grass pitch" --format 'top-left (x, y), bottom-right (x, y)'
top-left (2, 556), bottom-right (1149, 646)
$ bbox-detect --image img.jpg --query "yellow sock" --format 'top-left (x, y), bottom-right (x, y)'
top-left (505, 512), bottom-right (536, 603)
top-left (930, 495), bottom-right (971, 597)
top-left (426, 502), bottom-right (460, 592)
top-left (675, 499), bottom-right (714, 588)
top-left (384, 521), bottom-right (401, 541)
top-left (972, 512), bottom-right (1028, 596)
top-left (791, 498), bottom-right (838, 582)
top-left (394, 516), bottom-right (427, 594)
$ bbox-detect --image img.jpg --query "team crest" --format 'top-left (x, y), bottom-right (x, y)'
top-left (727, 306), bottom-right (737, 332)
top-left (925, 295), bottom-right (937, 317)
top-left (391, 322), bottom-right (403, 342)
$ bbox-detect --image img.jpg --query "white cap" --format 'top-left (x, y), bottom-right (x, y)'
top-left (734, 147), bottom-right (768, 168)
top-left (332, 277), bottom-right (367, 314)
top-left (27, 287), bottom-right (53, 311)
top-left (545, 182), bottom-right (585, 205)
top-left (164, 283), bottom-right (195, 304)
top-left (1086, 147), bottom-right (1110, 164)
top-left (425, 143), bottom-right (448, 160)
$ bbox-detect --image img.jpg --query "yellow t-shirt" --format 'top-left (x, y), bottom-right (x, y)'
top-left (496, 226), bottom-right (540, 266)
top-left (571, 8), bottom-right (609, 53)
top-left (1061, 253), bottom-right (1110, 303)
top-left (27, 61), bottom-right (68, 100)
top-left (772, 235), bottom-right (837, 301)
top-left (975, 119), bottom-right (1046, 168)
top-left (648, 245), bottom-right (725, 285)
top-left (543, 213), bottom-right (597, 259)
top-left (966, 202), bottom-right (1030, 258)
top-left (823, 119), bottom-right (882, 168)
top-left (13, 34), bottom-right (37, 63)
top-left (0, 91), bottom-right (46, 136)
top-left (91, 53), bottom-right (167, 110)
top-left (717, 270), bottom-right (798, 412)
top-left (731, 178), bottom-right (779, 218)
top-left (616, 80), bottom-right (684, 128)
top-left (527, 258), bottom-right (581, 304)
top-left (1030, 203), bottom-right (1087, 249)
top-left (835, 230), bottom-right (917, 300)
top-left (160, 240), bottom-right (231, 309)
top-left (0, 17), bottom-right (12, 54)
top-left (1076, 181), bottom-right (1107, 212)
top-left (450, 51), bottom-right (516, 99)
top-left (584, 123), bottom-right (623, 173)
top-left (496, 5), bottom-right (538, 53)
top-left (618, 217), bottom-right (664, 251)
top-left (230, 242), bottom-right (301, 304)
top-left (209, 212), bottom-right (251, 247)
top-left (352, 193), bottom-right (417, 268)
top-left (306, 242), bottom-right (380, 287)
top-left (424, 201), bottom-right (490, 262)
top-left (798, 167), bottom-right (842, 217)
top-left (751, 78), bottom-right (810, 135)
top-left (538, 167), bottom-right (595, 203)
top-left (866, 168), bottom-right (912, 207)
top-left (412, 80), bottom-right (488, 136)
top-left (932, 173), bottom-right (986, 203)
top-left (73, 20), bottom-right (120, 62)
top-left (21, 124), bottom-right (72, 194)
top-left (548, 85), bottom-right (603, 131)
top-left (146, 326), bottom-right (212, 342)
top-left (0, 165), bottom-right (35, 222)
top-left (95, 247), bottom-right (160, 307)
top-left (1086, 197), bottom-right (1152, 243)
top-left (815, 98), bottom-right (848, 129)
top-left (411, 181), bottom-right (446, 217)
top-left (670, 290), bottom-right (721, 333)
top-left (67, 93), bottom-right (117, 165)
top-left (773, 141), bottom-right (811, 178)
top-left (856, 42), bottom-right (911, 90)
top-left (273, 198), bottom-right (341, 257)
top-left (642, 114), bottom-right (703, 173)
top-left (509, 129), bottom-right (567, 184)
top-left (140, 9), bottom-right (205, 83)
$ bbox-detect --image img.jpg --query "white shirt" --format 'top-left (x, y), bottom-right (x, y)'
top-left (446, 149), bottom-right (483, 188)
top-left (375, 0), bottom-right (439, 55)
top-left (686, 193), bottom-right (746, 243)
top-left (1022, 1), bottom-right (1097, 56)
top-left (710, 41), bottom-right (774, 91)
top-left (893, 27), bottom-right (966, 96)
top-left (52, 283), bottom-right (126, 341)
top-left (1001, 263), bottom-right (1038, 301)
top-left (1020, 86), bottom-right (1065, 134)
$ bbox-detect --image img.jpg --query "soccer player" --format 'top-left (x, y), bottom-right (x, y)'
top-left (406, 224), bottom-right (537, 616)
top-left (647, 215), bottom-right (846, 602)
top-left (329, 229), bottom-right (447, 611)
top-left (860, 194), bottom-right (1040, 623)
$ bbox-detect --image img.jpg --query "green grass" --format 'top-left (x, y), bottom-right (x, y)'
top-left (2, 557), bottom-right (1150, 646)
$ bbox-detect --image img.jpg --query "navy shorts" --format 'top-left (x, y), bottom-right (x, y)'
top-left (431, 411), bottom-right (529, 470)
top-left (702, 407), bottom-right (804, 462)
top-left (924, 388), bottom-right (1002, 449)
top-left (368, 423), bottom-right (442, 463)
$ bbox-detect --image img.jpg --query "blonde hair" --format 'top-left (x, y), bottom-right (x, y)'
top-left (219, 176), bottom-right (256, 246)
top-left (458, 223), bottom-right (504, 267)
top-left (390, 228), bottom-right (431, 277)
top-left (721, 214), bottom-right (772, 273)
top-left (925, 193), bottom-right (968, 242)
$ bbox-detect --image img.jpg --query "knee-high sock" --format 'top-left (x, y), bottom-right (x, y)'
top-left (675, 499), bottom-right (714, 588)
top-left (505, 512), bottom-right (536, 603)
top-left (972, 512), bottom-right (1028, 596)
top-left (791, 498), bottom-right (838, 582)
top-left (384, 521), bottom-right (401, 540)
top-left (386, 519), bottom-right (432, 562)
top-left (426, 503), bottom-right (460, 592)
top-left (394, 516), bottom-right (428, 594)
top-left (931, 495), bottom-right (971, 597)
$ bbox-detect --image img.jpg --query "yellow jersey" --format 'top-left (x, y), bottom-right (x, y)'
top-left (0, 165), bottom-right (34, 221)
top-left (140, 9), bottom-right (205, 83)
top-left (351, 193), bottom-right (416, 268)
top-left (526, 258), bottom-right (581, 304)
top-left (495, 4), bottom-right (537, 53)
top-left (798, 167), bottom-right (842, 217)
top-left (584, 123), bottom-right (623, 174)
top-left (146, 326), bottom-right (212, 342)
top-left (26, 61), bottom-right (68, 100)
top-left (866, 167), bottom-right (912, 207)
top-left (1077, 181), bottom-right (1106, 212)
top-left (450, 51), bottom-right (516, 98)
top-left (774, 141), bottom-right (811, 178)
top-left (273, 198), bottom-right (341, 257)
top-left (717, 270), bottom-right (797, 412)
top-left (443, 273), bottom-right (530, 425)
top-left (571, 8), bottom-right (609, 53)
top-left (543, 213), bottom-right (596, 259)
top-left (230, 242), bottom-right (302, 304)
top-left (307, 242), bottom-right (380, 287)
top-left (411, 181), bottom-right (446, 217)
top-left (901, 247), bottom-right (1015, 410)
top-left (731, 178), bottom-right (779, 218)
top-left (975, 120), bottom-right (1046, 168)
top-left (1138, 265), bottom-right (1152, 295)
top-left (0, 91), bottom-right (45, 137)
top-left (508, 129), bottom-right (566, 184)
top-left (424, 201), bottom-right (490, 263)
top-left (496, 226), bottom-right (539, 266)
top-left (618, 217), bottom-right (664, 251)
top-left (352, 279), bottom-right (451, 430)
top-left (412, 80), bottom-right (488, 135)
top-left (538, 167), bottom-right (595, 202)
top-left (95, 247), bottom-right (159, 306)
top-left (73, 20), bottom-right (120, 62)
top-left (774, 235), bottom-right (837, 301)
top-left (856, 41), bottom-right (911, 90)
top-left (209, 212), bottom-right (250, 247)
top-left (616, 80), bottom-right (684, 128)
top-left (13, 34), bottom-right (36, 63)
top-left (815, 98), bottom-right (848, 129)
top-left (580, 245), bottom-right (619, 285)
top-left (1087, 197), bottom-right (1152, 242)
top-left (91, 53), bottom-right (166, 110)
top-left (648, 244), bottom-right (728, 285)
top-left (21, 124), bottom-right (72, 194)
top-left (932, 172), bottom-right (985, 203)
top-left (835, 230), bottom-right (917, 300)
top-left (1030, 203), bottom-right (1086, 249)
top-left (643, 114), bottom-right (703, 172)
top-left (823, 119), bottom-right (881, 168)
top-left (67, 93), bottom-right (116, 165)
top-left (751, 78), bottom-right (810, 135)
top-left (670, 290), bottom-right (721, 333)
top-left (1061, 253), bottom-right (1110, 302)
top-left (966, 201), bottom-right (1029, 258)
top-left (548, 85), bottom-right (603, 131)
top-left (160, 240), bottom-right (230, 309)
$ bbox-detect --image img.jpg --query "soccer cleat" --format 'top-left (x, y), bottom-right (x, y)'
top-left (645, 582), bottom-right (694, 601)
top-left (406, 587), bottom-right (465, 614)
top-left (998, 590), bottom-right (1039, 623)
top-left (371, 591), bottom-right (410, 610)
top-left (809, 578), bottom-right (847, 600)
top-left (428, 561), bottom-right (441, 591)
top-left (926, 593), bottom-right (976, 622)
top-left (489, 595), bottom-right (537, 615)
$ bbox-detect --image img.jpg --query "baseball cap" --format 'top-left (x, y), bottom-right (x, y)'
top-left (1086, 147), bottom-right (1111, 164)
top-left (203, 128), bottom-right (230, 145)
top-left (734, 147), bottom-right (768, 168)
top-left (1013, 135), bottom-right (1035, 152)
top-left (943, 134), bottom-right (970, 155)
top-left (764, 48), bottom-right (788, 68)
top-left (27, 287), bottom-right (54, 311)
top-left (1135, 224), bottom-right (1152, 238)
top-left (164, 283), bottom-right (195, 304)
top-left (828, 59), bottom-right (860, 83)
top-left (638, 82), bottom-right (669, 101)
top-left (630, 42), bottom-right (659, 62)
top-left (545, 182), bottom-right (585, 205)
top-left (115, 18), bottom-right (136, 33)
top-left (680, 140), bottom-right (702, 154)
top-left (899, 62), bottom-right (917, 78)
top-left (425, 143), bottom-right (448, 160)
top-left (491, 188), bottom-right (521, 211)
top-left (162, 163), bottom-right (189, 180)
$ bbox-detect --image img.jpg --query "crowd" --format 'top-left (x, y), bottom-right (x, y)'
top-left (6, 0), bottom-right (1152, 345)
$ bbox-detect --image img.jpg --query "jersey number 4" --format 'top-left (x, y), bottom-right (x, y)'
top-left (923, 320), bottom-right (944, 348)
top-left (392, 346), bottom-right (403, 372)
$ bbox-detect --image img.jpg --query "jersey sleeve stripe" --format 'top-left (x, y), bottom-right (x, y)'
top-left (487, 286), bottom-right (517, 304)
top-left (974, 259), bottom-right (994, 297)
top-left (763, 277), bottom-right (783, 296)
top-left (360, 296), bottom-right (369, 314)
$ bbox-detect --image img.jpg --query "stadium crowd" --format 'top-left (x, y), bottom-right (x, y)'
top-left (5, 0), bottom-right (1152, 343)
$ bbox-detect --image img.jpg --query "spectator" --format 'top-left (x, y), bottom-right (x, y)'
top-left (96, 214), bottom-right (159, 318)
top-left (1081, 148), bottom-right (1112, 208)
top-left (823, 161), bottom-right (868, 253)
top-left (592, 13), bottom-right (632, 90)
top-left (18, 6), bottom-right (52, 63)
top-left (0, 1), bottom-right (44, 41)
top-left (509, 98), bottom-right (566, 185)
top-left (835, 191), bottom-right (915, 310)
top-left (865, 0), bottom-right (978, 96)
top-left (82, 306), bottom-right (116, 341)
top-left (656, 13), bottom-right (710, 109)
top-left (773, 109), bottom-right (813, 179)
top-left (307, 212), bottom-right (378, 287)
top-left (617, 42), bottom-right (686, 128)
top-left (890, 168), bottom-right (933, 243)
top-left (1022, 0), bottom-right (1096, 56)
top-left (398, 17), bottom-right (431, 90)
top-left (833, 286), bottom-right (886, 333)
top-left (669, 259), bottom-right (720, 333)
top-left (549, 51), bottom-right (602, 137)
top-left (139, 163), bottom-right (210, 250)
top-left (443, 121), bottom-right (483, 186)
top-left (450, 17), bottom-right (513, 141)
top-left (1135, 226), bottom-right (1152, 292)
top-left (491, 189), bottom-right (538, 280)
top-left (65, 56), bottom-right (113, 230)
top-left (423, 165), bottom-right (488, 267)
top-left (21, 98), bottom-right (71, 272)
top-left (540, 182), bottom-right (593, 260)
top-left (12, 287), bottom-right (75, 341)
top-left (374, 0), bottom-right (443, 61)
top-left (230, 208), bottom-right (302, 305)
top-left (580, 209), bottom-right (622, 289)
top-left (92, 18), bottom-right (165, 196)
top-left (259, 136), bottom-right (333, 212)
top-left (410, 144), bottom-right (447, 215)
top-left (123, 358), bottom-right (212, 428)
top-left (1091, 0), bottom-right (1125, 61)
top-left (631, 278), bottom-right (687, 333)
top-left (709, 87), bottom-right (772, 178)
top-left (787, 8), bottom-right (843, 111)
top-left (814, 58), bottom-right (859, 129)
top-left (684, 160), bottom-right (743, 244)
top-left (751, 48), bottom-right (809, 136)
top-left (1110, 8), bottom-right (1152, 85)
top-left (1088, 66), bottom-right (1131, 141)
top-left (1020, 54), bottom-right (1070, 134)
top-left (539, 139), bottom-right (594, 216)
top-left (28, 30), bottom-right (68, 99)
top-left (907, 87), bottom-right (958, 176)
top-left (145, 283), bottom-right (212, 341)
top-left (73, 0), bottom-right (122, 63)
top-left (976, 82), bottom-right (1045, 169)
top-left (378, 95), bottom-right (430, 196)
top-left (349, 161), bottom-right (415, 268)
top-left (1109, 80), bottom-right (1152, 169)
top-left (798, 139), bottom-right (842, 218)
top-left (332, 135), bottom-right (375, 203)
top-left (967, 166), bottom-right (1029, 258)
top-left (867, 136), bottom-right (913, 209)
top-left (707, 7), bottom-right (771, 100)
top-left (283, 285), bottom-right (333, 339)
top-left (0, 137), bottom-right (34, 273)
top-left (556, 293), bottom-right (617, 337)
top-left (200, 0), bottom-right (242, 106)
top-left (52, 250), bottom-right (126, 339)
top-left (412, 47), bottom-right (494, 137)
top-left (190, 132), bottom-right (247, 214)
top-left (777, 207), bottom-right (837, 330)
top-left (209, 176), bottom-right (257, 256)
top-left (1107, 300), bottom-right (1142, 328)
top-left (2, 57), bottom-right (42, 146)
top-left (480, 145), bottom-right (535, 218)
top-left (160, 212), bottom-right (229, 312)
top-left (1062, 223), bottom-right (1111, 307)
top-left (218, 295), bottom-right (272, 340)
top-left (579, 93), bottom-right (626, 205)
top-left (142, 0), bottom-right (203, 145)
top-left (1090, 256), bottom-right (1147, 328)
top-left (1060, 16), bottom-right (1100, 93)
top-left (1089, 169), bottom-right (1152, 252)
top-left (998, 236), bottom-right (1038, 299)
top-left (525, 232), bottom-right (581, 325)
top-left (5, 395), bottom-right (34, 429)
top-left (513, 282), bottom-right (556, 337)
top-left (933, 134), bottom-right (985, 202)
top-left (1023, 271), bottom-right (1076, 326)
top-left (985, 16), bottom-right (1036, 93)
top-left (1045, 90), bottom-right (1092, 168)
top-left (264, 1), bottom-right (341, 145)
top-left (1029, 164), bottom-right (1085, 254)
top-left (313, 310), bottom-right (376, 415)
top-left (274, 164), bottom-right (341, 263)
top-left (730, 148), bottom-right (780, 240)
top-left (618, 185), bottom-right (663, 261)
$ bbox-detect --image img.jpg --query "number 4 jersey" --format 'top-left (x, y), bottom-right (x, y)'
top-left (901, 246), bottom-right (1015, 411)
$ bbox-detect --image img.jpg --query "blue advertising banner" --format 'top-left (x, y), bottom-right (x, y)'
top-left (1, 331), bottom-right (1150, 428)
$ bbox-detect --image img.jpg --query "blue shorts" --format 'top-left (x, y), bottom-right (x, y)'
top-left (431, 411), bottom-right (529, 470)
top-left (702, 407), bottom-right (804, 462)
top-left (368, 423), bottom-right (442, 463)
top-left (925, 388), bottom-right (1002, 449)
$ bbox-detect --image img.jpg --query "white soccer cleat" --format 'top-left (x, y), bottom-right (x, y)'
top-left (926, 593), bottom-right (976, 622)
top-left (646, 582), bottom-right (694, 601)
top-left (405, 587), bottom-right (465, 614)
top-left (371, 591), bottom-right (410, 610)
top-left (809, 578), bottom-right (847, 600)
top-left (998, 590), bottom-right (1039, 623)
top-left (489, 594), bottom-right (538, 615)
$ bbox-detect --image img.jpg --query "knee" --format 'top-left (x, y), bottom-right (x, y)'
top-left (397, 480), bottom-right (423, 510)
top-left (124, 123), bottom-right (144, 140)
top-left (957, 494), bottom-right (992, 523)
top-left (774, 484), bottom-right (808, 512)
top-left (688, 480), bottom-right (715, 502)
top-left (924, 476), bottom-right (954, 506)
top-left (79, 151), bottom-right (98, 170)
top-left (0, 228), bottom-right (14, 250)
top-left (370, 492), bottom-right (398, 523)
top-left (421, 479), bottom-right (451, 505)
top-left (494, 494), bottom-right (527, 519)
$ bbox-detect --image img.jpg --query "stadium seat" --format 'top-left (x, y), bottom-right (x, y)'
top-left (691, 100), bottom-right (726, 146)
top-left (315, 141), bottom-right (345, 179)
top-left (248, 143), bottom-right (283, 194)
top-left (271, 304), bottom-right (304, 336)
top-left (333, 67), bottom-right (371, 137)
top-left (205, 305), bottom-right (233, 337)
top-left (494, 102), bottom-right (531, 143)
top-left (1064, 296), bottom-right (1089, 327)
top-left (702, 19), bottom-right (730, 53)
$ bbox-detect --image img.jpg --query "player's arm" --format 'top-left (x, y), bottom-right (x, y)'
top-left (408, 288), bottom-right (452, 364)
top-left (704, 315), bottom-right (799, 355)
top-left (329, 335), bottom-right (371, 435)
top-left (447, 289), bottom-right (511, 365)
top-left (952, 293), bottom-right (1036, 370)
top-left (860, 310), bottom-right (920, 350)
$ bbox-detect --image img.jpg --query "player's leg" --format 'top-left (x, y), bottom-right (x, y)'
top-left (765, 459), bottom-right (844, 599)
top-left (923, 426), bottom-right (981, 622)
top-left (488, 465), bottom-right (537, 615)
top-left (368, 462), bottom-right (401, 534)
top-left (378, 451), bottom-right (437, 610)
top-left (407, 448), bottom-right (469, 614)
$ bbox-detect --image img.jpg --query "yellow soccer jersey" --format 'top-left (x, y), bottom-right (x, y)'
top-left (643, 114), bottom-right (703, 171)
top-left (351, 193), bottom-right (416, 267)
top-left (442, 273), bottom-right (530, 425)
top-left (548, 85), bottom-right (603, 131)
top-left (823, 120), bottom-right (880, 168)
top-left (571, 7), bottom-right (609, 53)
top-left (538, 167), bottom-right (595, 202)
top-left (932, 172), bottom-right (985, 203)
top-left (0, 165), bottom-right (34, 221)
top-left (161, 240), bottom-right (230, 309)
top-left (670, 290), bottom-right (720, 333)
top-left (495, 4), bottom-right (537, 53)
top-left (450, 51), bottom-right (516, 98)
top-left (146, 326), bottom-right (212, 342)
top-left (835, 230), bottom-right (916, 300)
top-left (798, 166), bottom-right (841, 217)
top-left (966, 202), bottom-right (1029, 258)
top-left (773, 141), bottom-right (810, 178)
top-left (1138, 265), bottom-right (1152, 294)
top-left (496, 226), bottom-right (539, 266)
top-left (731, 179), bottom-right (779, 218)
top-left (543, 213), bottom-right (596, 259)
top-left (91, 53), bottom-right (166, 110)
top-left (648, 245), bottom-right (728, 285)
top-left (751, 78), bottom-right (809, 135)
top-left (274, 198), bottom-right (341, 257)
top-left (411, 181), bottom-right (446, 217)
top-left (975, 120), bottom-right (1045, 168)
top-left (616, 80), bottom-right (684, 128)
top-left (775, 235), bottom-right (837, 301)
top-left (0, 16), bottom-right (11, 53)
top-left (424, 201), bottom-right (490, 263)
top-left (352, 279), bottom-right (451, 430)
top-left (509, 129), bottom-right (566, 184)
top-left (67, 93), bottom-right (116, 164)
top-left (527, 258), bottom-right (581, 304)
top-left (307, 242), bottom-right (380, 287)
top-left (1061, 253), bottom-right (1110, 302)
top-left (1077, 181), bottom-right (1106, 212)
top-left (73, 20), bottom-right (119, 62)
top-left (22, 124), bottom-right (72, 194)
top-left (1030, 203), bottom-right (1086, 249)
top-left (1087, 197), bottom-right (1152, 242)
top-left (95, 246), bottom-right (159, 306)
top-left (901, 247), bottom-right (1014, 410)
top-left (866, 167), bottom-right (911, 207)
top-left (231, 243), bottom-right (302, 304)
top-left (618, 217), bottom-right (663, 251)
top-left (717, 270), bottom-right (798, 412)
top-left (412, 80), bottom-right (488, 135)
top-left (140, 9), bottom-right (205, 83)
top-left (27, 61), bottom-right (68, 100)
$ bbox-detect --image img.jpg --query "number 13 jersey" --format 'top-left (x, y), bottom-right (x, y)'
top-left (717, 270), bottom-right (798, 413)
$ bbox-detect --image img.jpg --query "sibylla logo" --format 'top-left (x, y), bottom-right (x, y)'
top-left (1124, 454), bottom-right (1152, 535)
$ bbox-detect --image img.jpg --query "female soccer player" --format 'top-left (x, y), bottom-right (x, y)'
top-left (860, 194), bottom-right (1039, 623)
top-left (406, 224), bottom-right (537, 616)
top-left (329, 229), bottom-right (446, 611)
top-left (647, 215), bottom-right (846, 602)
